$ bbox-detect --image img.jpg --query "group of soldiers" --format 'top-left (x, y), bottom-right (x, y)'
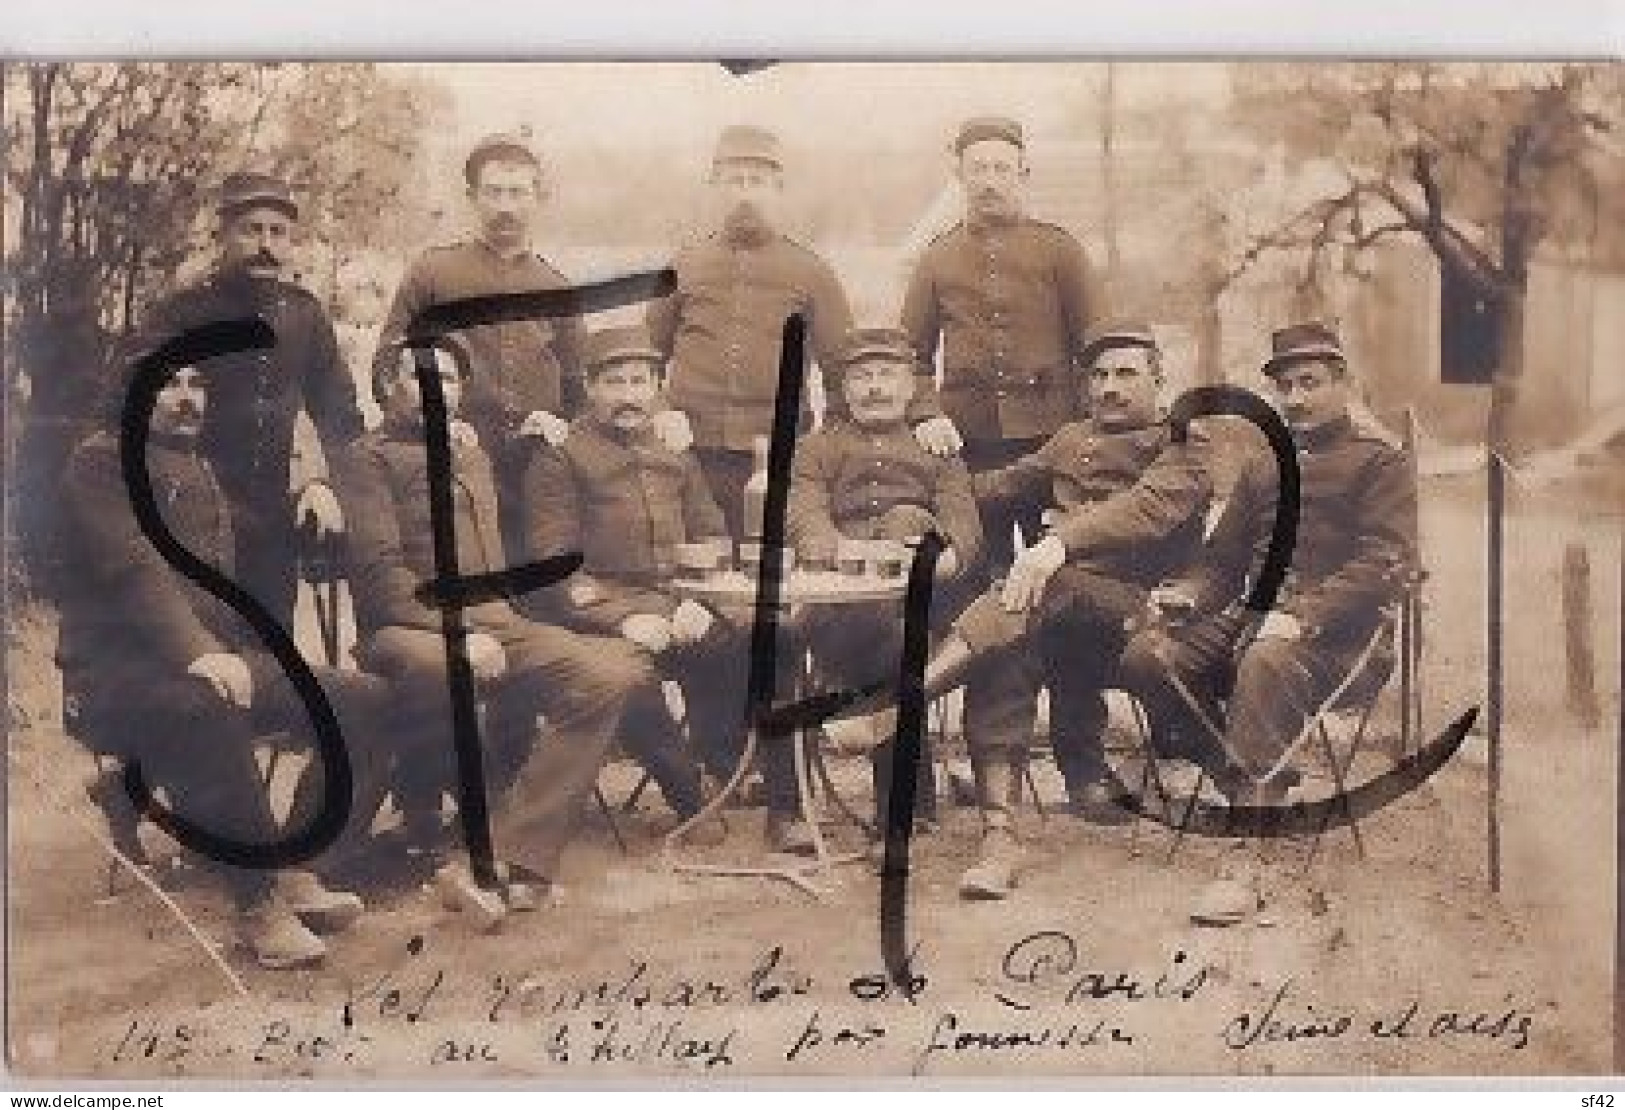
top-left (54, 115), bottom-right (1416, 971)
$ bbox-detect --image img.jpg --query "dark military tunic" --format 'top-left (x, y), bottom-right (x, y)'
top-left (785, 420), bottom-right (984, 572)
top-left (1185, 414), bottom-right (1417, 641)
top-left (129, 270), bottom-right (364, 625)
top-left (647, 228), bottom-right (853, 453)
top-left (902, 215), bottom-right (1107, 444)
top-left (58, 430), bottom-right (388, 885)
top-left (522, 415), bottom-right (730, 632)
top-left (334, 413), bottom-right (668, 880)
top-left (373, 240), bottom-right (587, 477)
top-left (972, 417), bottom-right (1211, 590)
top-left (519, 415), bottom-right (745, 792)
top-left (1118, 412), bottom-right (1419, 784)
top-left (951, 414), bottom-right (1213, 786)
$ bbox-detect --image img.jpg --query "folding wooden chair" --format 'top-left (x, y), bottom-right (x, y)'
top-left (1121, 587), bottom-right (1418, 866)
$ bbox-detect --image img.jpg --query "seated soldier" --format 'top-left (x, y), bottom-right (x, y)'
top-left (777, 326), bottom-right (984, 855)
top-left (851, 323), bottom-right (1212, 900)
top-left (1117, 322), bottom-right (1416, 925)
top-left (521, 324), bottom-right (743, 843)
top-left (337, 340), bottom-right (677, 930)
top-left (59, 366), bottom-right (380, 969)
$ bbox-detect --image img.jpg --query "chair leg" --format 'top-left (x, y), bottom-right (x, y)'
top-left (595, 785), bottom-right (629, 855)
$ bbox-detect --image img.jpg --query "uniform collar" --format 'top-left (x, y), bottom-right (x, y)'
top-left (1293, 414), bottom-right (1354, 452)
top-left (966, 211), bottom-right (1023, 236)
top-left (473, 234), bottom-right (533, 265)
top-left (148, 429), bottom-right (201, 453)
top-left (721, 223), bottom-right (776, 250)
top-left (584, 412), bottom-right (659, 448)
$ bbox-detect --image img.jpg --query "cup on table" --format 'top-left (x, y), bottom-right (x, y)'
top-left (675, 539), bottom-right (729, 582)
top-left (836, 538), bottom-right (870, 578)
top-left (739, 542), bottom-right (796, 578)
top-left (869, 539), bottom-right (909, 580)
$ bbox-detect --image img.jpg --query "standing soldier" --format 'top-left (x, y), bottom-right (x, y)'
top-left (901, 116), bottom-right (1110, 561)
top-left (648, 124), bottom-right (854, 538)
top-left (129, 171), bottom-right (364, 630)
top-left (1118, 322), bottom-right (1417, 925)
top-left (372, 133), bottom-right (588, 557)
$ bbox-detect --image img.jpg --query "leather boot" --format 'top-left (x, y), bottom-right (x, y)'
top-left (958, 756), bottom-right (1024, 900)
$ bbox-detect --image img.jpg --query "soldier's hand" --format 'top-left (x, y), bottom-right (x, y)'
top-left (999, 535), bottom-right (1066, 613)
top-left (669, 600), bottom-right (715, 646)
top-left (465, 632), bottom-right (508, 682)
top-left (912, 416), bottom-right (963, 457)
top-left (934, 544), bottom-right (961, 580)
top-left (188, 652), bottom-right (254, 708)
top-left (651, 409), bottom-right (695, 453)
top-left (619, 613), bottom-right (673, 654)
top-left (295, 480), bottom-right (345, 536)
top-left (518, 410), bottom-right (570, 446)
top-left (1256, 611), bottom-right (1303, 642)
top-left (449, 418), bottom-right (480, 448)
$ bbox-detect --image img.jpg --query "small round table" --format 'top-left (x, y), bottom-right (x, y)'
top-left (662, 567), bottom-right (908, 896)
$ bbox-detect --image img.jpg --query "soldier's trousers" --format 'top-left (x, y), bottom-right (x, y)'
top-left (658, 625), bottom-right (752, 801)
top-left (360, 618), bottom-right (655, 881)
top-left (693, 447), bottom-right (756, 543)
top-left (1117, 609), bottom-right (1364, 784)
top-left (227, 491), bottom-right (301, 635)
top-left (73, 654), bottom-right (390, 907)
top-left (756, 604), bottom-right (941, 826)
top-left (955, 566), bottom-right (1149, 791)
top-left (962, 438), bottom-right (1047, 566)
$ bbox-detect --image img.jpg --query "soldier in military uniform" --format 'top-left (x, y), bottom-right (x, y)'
top-left (1116, 323), bottom-right (1416, 924)
top-left (779, 327), bottom-right (985, 853)
top-left (128, 171), bottom-right (364, 630)
top-left (521, 324), bottom-right (745, 841)
top-left (337, 340), bottom-right (677, 930)
top-left (871, 323), bottom-right (1211, 899)
top-left (372, 134), bottom-right (594, 560)
top-left (59, 366), bottom-right (382, 969)
top-left (901, 116), bottom-right (1110, 564)
top-left (647, 124), bottom-right (855, 538)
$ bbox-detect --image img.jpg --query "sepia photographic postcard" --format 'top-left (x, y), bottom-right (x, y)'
top-left (3, 57), bottom-right (1623, 1086)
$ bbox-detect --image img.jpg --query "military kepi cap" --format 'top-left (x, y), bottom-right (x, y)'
top-left (584, 325), bottom-right (666, 376)
top-left (1263, 321), bottom-right (1347, 377)
top-left (712, 124), bottom-right (783, 170)
top-left (837, 327), bottom-right (917, 373)
top-left (464, 132), bottom-right (542, 187)
top-left (218, 171), bottom-right (297, 220)
top-left (952, 116), bottom-right (1025, 155)
top-left (1079, 320), bottom-right (1160, 368)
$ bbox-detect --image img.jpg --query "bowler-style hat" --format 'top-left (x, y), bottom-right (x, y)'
top-left (218, 171), bottom-right (298, 221)
top-left (583, 325), bottom-right (666, 377)
top-left (712, 124), bottom-right (783, 170)
top-left (464, 132), bottom-right (543, 187)
top-left (952, 116), bottom-right (1024, 155)
top-left (1079, 320), bottom-right (1160, 368)
top-left (1262, 322), bottom-right (1348, 377)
